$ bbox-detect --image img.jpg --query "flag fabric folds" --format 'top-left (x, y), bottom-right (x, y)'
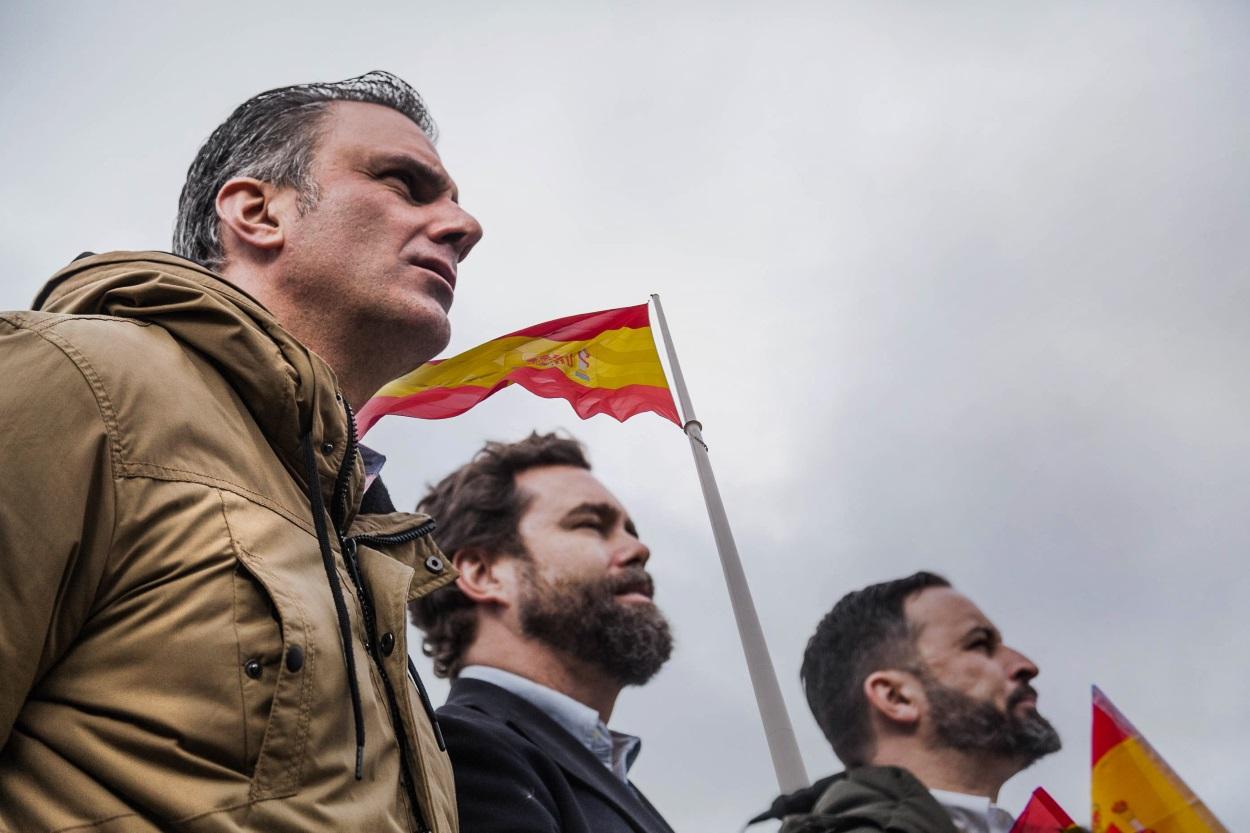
top-left (1091, 686), bottom-right (1229, 833)
top-left (1010, 787), bottom-right (1079, 833)
top-left (357, 303), bottom-right (681, 436)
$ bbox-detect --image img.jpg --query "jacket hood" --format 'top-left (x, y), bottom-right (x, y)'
top-left (35, 251), bottom-right (362, 515)
top-left (755, 767), bottom-right (958, 833)
top-left (748, 774), bottom-right (841, 824)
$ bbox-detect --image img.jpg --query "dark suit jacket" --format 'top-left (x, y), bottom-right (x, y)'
top-left (438, 678), bottom-right (677, 833)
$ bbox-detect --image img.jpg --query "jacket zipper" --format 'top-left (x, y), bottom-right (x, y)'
top-left (348, 518), bottom-right (437, 549)
top-left (329, 401), bottom-right (432, 833)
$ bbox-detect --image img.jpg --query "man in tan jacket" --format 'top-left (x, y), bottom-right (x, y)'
top-left (0, 71), bottom-right (481, 832)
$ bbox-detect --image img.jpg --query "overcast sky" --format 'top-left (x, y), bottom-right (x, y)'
top-left (3, 2), bottom-right (1248, 830)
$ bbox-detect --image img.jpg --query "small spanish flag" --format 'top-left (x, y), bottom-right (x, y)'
top-left (357, 303), bottom-right (680, 436)
top-left (1010, 787), bottom-right (1080, 833)
top-left (1091, 686), bottom-right (1228, 833)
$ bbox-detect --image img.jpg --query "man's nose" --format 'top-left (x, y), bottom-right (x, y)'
top-left (432, 200), bottom-right (483, 262)
top-left (616, 536), bottom-right (651, 569)
top-left (1005, 645), bottom-right (1040, 683)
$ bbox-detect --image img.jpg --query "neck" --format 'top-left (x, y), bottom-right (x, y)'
top-left (463, 630), bottom-right (622, 723)
top-left (870, 741), bottom-right (1014, 802)
top-left (220, 262), bottom-right (390, 410)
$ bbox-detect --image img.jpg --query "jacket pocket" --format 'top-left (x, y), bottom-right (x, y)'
top-left (232, 560), bottom-right (283, 774)
top-left (221, 490), bottom-right (317, 801)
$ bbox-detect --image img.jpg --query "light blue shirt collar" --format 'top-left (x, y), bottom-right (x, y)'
top-left (358, 443), bottom-right (387, 492)
top-left (460, 665), bottom-right (641, 781)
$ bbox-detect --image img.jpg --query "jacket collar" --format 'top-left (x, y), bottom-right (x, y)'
top-left (755, 766), bottom-right (959, 833)
top-left (34, 251), bottom-right (362, 520)
top-left (448, 677), bottom-right (674, 833)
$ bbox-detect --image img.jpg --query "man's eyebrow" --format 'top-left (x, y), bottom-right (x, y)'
top-left (964, 625), bottom-right (1000, 644)
top-left (559, 501), bottom-right (640, 538)
top-left (559, 502), bottom-right (619, 526)
top-left (373, 153), bottom-right (458, 201)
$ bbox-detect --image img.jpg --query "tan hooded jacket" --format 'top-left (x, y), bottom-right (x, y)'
top-left (0, 252), bottom-right (458, 832)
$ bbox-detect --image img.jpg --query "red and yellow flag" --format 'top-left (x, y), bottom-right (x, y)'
top-left (1010, 787), bottom-right (1080, 833)
top-left (1091, 686), bottom-right (1228, 833)
top-left (357, 303), bottom-right (680, 436)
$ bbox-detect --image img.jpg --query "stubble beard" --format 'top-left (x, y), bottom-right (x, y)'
top-left (517, 564), bottom-right (674, 687)
top-left (922, 675), bottom-right (1062, 769)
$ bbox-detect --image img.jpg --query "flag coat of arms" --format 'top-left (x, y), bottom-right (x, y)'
top-left (357, 303), bottom-right (680, 435)
top-left (1091, 686), bottom-right (1228, 833)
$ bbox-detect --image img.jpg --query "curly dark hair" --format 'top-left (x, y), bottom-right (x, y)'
top-left (173, 70), bottom-right (437, 270)
top-left (409, 432), bottom-right (591, 678)
top-left (800, 571), bottom-right (950, 766)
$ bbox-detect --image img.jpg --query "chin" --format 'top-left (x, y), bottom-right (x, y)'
top-left (361, 313), bottom-right (450, 381)
top-left (401, 300), bottom-right (452, 347)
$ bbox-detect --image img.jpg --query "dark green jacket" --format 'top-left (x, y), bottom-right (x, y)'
top-left (754, 766), bottom-right (958, 833)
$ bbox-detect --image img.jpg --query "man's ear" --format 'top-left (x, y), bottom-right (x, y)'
top-left (864, 669), bottom-right (923, 726)
top-left (215, 177), bottom-right (290, 256)
top-left (453, 549), bottom-right (516, 608)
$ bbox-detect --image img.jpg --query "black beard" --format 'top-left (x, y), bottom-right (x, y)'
top-left (922, 678), bottom-right (1062, 768)
top-left (517, 565), bottom-right (674, 687)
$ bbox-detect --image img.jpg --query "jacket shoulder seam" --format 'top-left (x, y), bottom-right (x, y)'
top-left (14, 320), bottom-right (125, 547)
top-left (119, 462), bottom-right (314, 534)
top-left (4, 311), bottom-right (150, 333)
top-left (38, 314), bottom-right (150, 328)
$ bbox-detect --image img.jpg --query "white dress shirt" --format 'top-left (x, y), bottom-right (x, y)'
top-left (930, 788), bottom-right (1016, 833)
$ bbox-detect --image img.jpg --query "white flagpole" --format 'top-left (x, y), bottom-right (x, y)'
top-left (649, 294), bottom-right (809, 794)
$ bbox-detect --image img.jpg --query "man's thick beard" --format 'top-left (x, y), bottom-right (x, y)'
top-left (517, 565), bottom-right (674, 687)
top-left (922, 677), bottom-right (1062, 768)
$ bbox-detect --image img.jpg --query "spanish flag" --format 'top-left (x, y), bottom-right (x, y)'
top-left (1091, 686), bottom-right (1228, 833)
top-left (357, 303), bottom-right (680, 436)
top-left (1009, 788), bottom-right (1080, 833)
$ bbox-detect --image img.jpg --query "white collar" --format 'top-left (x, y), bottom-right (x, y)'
top-left (929, 788), bottom-right (1015, 833)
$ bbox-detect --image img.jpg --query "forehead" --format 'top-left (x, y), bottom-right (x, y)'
top-left (313, 100), bottom-right (442, 171)
top-left (515, 465), bottom-right (625, 521)
top-left (905, 587), bottom-right (993, 649)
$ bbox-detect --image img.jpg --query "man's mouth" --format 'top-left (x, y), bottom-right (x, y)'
top-left (611, 573), bottom-right (655, 604)
top-left (1008, 684), bottom-right (1039, 710)
top-left (412, 257), bottom-right (456, 290)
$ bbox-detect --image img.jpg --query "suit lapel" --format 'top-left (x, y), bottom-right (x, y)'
top-left (448, 679), bottom-right (674, 833)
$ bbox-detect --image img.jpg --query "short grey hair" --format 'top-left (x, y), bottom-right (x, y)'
top-left (173, 70), bottom-right (437, 270)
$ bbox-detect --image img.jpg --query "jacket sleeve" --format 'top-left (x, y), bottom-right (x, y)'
top-left (437, 706), bottom-right (574, 833)
top-left (0, 317), bottom-right (116, 746)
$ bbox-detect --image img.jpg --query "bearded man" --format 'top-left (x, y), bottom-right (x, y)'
top-left (748, 572), bottom-right (1063, 833)
top-left (410, 432), bottom-right (676, 833)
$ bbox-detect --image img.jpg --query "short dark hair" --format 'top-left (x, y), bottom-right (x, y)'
top-left (800, 571), bottom-right (951, 766)
top-left (173, 70), bottom-right (437, 270)
top-left (410, 432), bottom-right (591, 678)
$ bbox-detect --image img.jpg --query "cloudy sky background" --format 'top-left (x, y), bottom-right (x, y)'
top-left (3, 2), bottom-right (1247, 830)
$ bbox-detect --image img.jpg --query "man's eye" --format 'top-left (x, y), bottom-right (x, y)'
top-left (382, 171), bottom-right (425, 201)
